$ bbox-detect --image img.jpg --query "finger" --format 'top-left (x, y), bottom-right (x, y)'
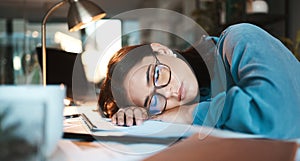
top-left (133, 108), bottom-right (148, 125)
top-left (116, 110), bottom-right (125, 126)
top-left (125, 108), bottom-right (134, 126)
top-left (111, 113), bottom-right (117, 125)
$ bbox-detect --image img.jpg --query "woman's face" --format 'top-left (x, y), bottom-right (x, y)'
top-left (123, 48), bottom-right (199, 112)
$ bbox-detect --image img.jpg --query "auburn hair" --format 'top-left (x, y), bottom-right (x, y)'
top-left (98, 44), bottom-right (145, 118)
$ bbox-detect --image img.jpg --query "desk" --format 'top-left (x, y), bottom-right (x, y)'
top-left (49, 105), bottom-right (300, 161)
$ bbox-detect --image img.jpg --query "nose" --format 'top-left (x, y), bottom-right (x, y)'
top-left (155, 73), bottom-right (180, 99)
top-left (156, 85), bottom-right (178, 99)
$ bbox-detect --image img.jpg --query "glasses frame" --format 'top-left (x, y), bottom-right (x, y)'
top-left (146, 51), bottom-right (171, 117)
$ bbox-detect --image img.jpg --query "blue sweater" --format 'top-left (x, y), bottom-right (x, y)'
top-left (193, 23), bottom-right (300, 139)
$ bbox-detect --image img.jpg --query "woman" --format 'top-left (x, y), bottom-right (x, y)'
top-left (98, 23), bottom-right (300, 139)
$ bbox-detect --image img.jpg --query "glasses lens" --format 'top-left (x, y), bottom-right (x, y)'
top-left (153, 64), bottom-right (170, 87)
top-left (148, 94), bottom-right (166, 116)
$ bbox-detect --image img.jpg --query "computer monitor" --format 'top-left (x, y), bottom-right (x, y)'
top-left (36, 47), bottom-right (88, 101)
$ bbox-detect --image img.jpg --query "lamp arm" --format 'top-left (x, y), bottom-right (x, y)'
top-left (41, 0), bottom-right (67, 86)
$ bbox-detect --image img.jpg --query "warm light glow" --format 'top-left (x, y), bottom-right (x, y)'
top-left (64, 98), bottom-right (71, 106)
top-left (69, 13), bottom-right (106, 32)
top-left (54, 32), bottom-right (82, 53)
top-left (13, 56), bottom-right (21, 70)
top-left (32, 31), bottom-right (39, 38)
top-left (82, 16), bottom-right (93, 24)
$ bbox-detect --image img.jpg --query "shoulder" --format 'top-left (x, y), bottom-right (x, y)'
top-left (222, 23), bottom-right (266, 37)
top-left (219, 23), bottom-right (274, 47)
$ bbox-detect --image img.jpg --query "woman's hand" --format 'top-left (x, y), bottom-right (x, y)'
top-left (111, 107), bottom-right (148, 126)
top-left (111, 104), bottom-right (197, 126)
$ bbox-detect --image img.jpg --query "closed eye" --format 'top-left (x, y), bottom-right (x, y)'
top-left (144, 64), bottom-right (152, 107)
top-left (154, 66), bottom-right (160, 84)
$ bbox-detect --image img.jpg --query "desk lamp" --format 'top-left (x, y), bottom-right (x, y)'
top-left (41, 0), bottom-right (106, 86)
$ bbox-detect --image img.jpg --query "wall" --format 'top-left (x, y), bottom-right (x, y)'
top-left (289, 0), bottom-right (300, 42)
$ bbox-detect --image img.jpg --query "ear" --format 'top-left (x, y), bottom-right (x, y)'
top-left (150, 43), bottom-right (177, 57)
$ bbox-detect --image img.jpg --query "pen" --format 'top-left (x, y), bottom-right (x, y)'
top-left (80, 113), bottom-right (98, 131)
top-left (64, 114), bottom-right (80, 119)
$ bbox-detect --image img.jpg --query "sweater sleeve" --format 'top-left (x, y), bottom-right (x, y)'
top-left (219, 23), bottom-right (300, 139)
top-left (194, 23), bottom-right (300, 139)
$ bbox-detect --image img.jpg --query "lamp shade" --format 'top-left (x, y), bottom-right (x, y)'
top-left (67, 0), bottom-right (106, 32)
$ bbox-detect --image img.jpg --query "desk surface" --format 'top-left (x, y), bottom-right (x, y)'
top-left (49, 105), bottom-right (300, 161)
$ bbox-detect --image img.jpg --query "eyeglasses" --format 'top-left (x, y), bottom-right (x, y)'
top-left (145, 51), bottom-right (171, 117)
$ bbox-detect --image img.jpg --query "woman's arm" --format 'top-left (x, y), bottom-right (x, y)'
top-left (212, 23), bottom-right (300, 139)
